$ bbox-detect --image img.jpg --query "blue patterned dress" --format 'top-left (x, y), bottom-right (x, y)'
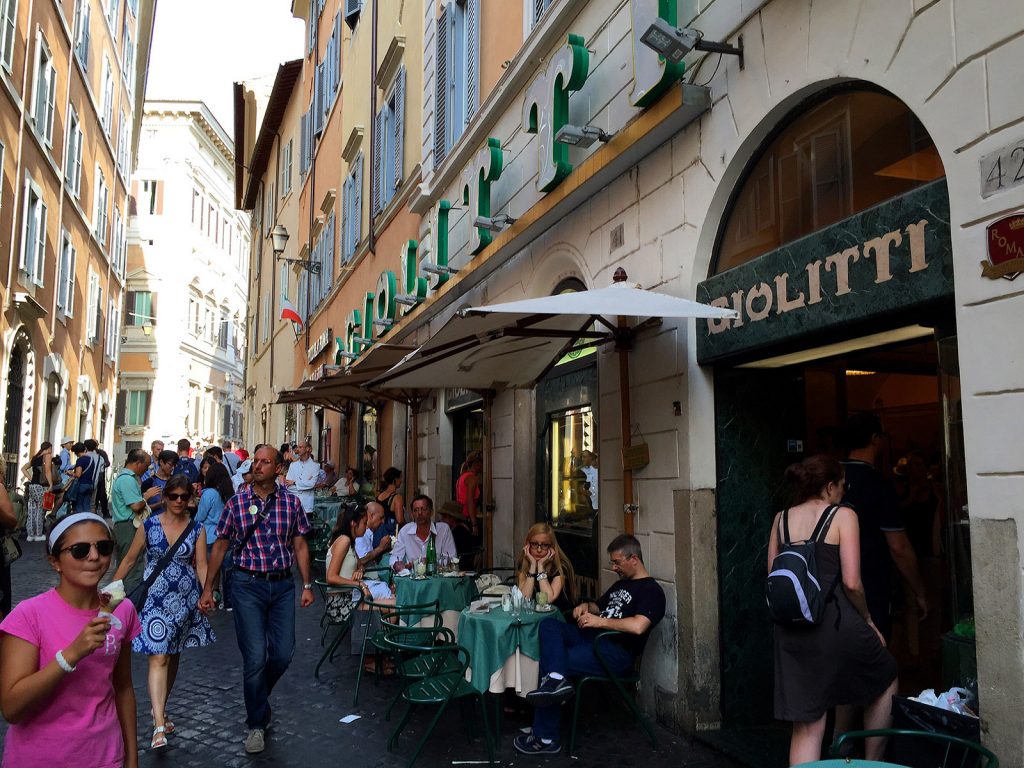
top-left (133, 516), bottom-right (216, 655)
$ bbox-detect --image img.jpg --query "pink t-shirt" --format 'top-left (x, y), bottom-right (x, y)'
top-left (0, 589), bottom-right (141, 768)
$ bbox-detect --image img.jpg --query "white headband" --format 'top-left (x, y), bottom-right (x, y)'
top-left (48, 513), bottom-right (112, 552)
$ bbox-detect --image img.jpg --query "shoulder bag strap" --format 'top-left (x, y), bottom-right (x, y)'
top-left (134, 521), bottom-right (196, 597)
top-left (235, 504), bottom-right (269, 556)
top-left (779, 508), bottom-right (791, 546)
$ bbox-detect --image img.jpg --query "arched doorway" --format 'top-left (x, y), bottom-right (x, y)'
top-left (696, 85), bottom-right (965, 727)
top-left (3, 331), bottom-right (35, 488)
top-left (43, 373), bottom-right (62, 445)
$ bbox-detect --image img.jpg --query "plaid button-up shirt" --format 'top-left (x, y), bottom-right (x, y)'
top-left (217, 485), bottom-right (311, 572)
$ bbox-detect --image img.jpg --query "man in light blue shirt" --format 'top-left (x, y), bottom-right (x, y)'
top-left (58, 436), bottom-right (74, 475)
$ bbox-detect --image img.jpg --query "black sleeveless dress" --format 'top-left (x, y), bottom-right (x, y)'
top-left (773, 541), bottom-right (898, 721)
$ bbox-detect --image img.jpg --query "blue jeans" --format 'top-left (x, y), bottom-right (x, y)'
top-left (230, 573), bottom-right (296, 729)
top-left (532, 618), bottom-right (634, 742)
top-left (72, 485), bottom-right (94, 514)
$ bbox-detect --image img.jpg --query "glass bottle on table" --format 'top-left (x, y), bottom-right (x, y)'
top-left (425, 533), bottom-right (436, 576)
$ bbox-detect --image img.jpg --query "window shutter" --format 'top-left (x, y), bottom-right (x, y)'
top-left (466, 0), bottom-right (479, 120)
top-left (36, 201), bottom-right (47, 286)
top-left (67, 245), bottom-right (76, 314)
top-left (394, 67), bottom-right (405, 190)
top-left (115, 390), bottom-right (126, 424)
top-left (149, 293), bottom-right (157, 325)
top-left (533, 0), bottom-right (546, 28)
top-left (434, 5), bottom-right (449, 169)
top-left (353, 155), bottom-right (363, 253)
top-left (143, 389), bottom-right (152, 423)
top-left (95, 284), bottom-right (103, 342)
top-left (371, 110), bottom-right (382, 215)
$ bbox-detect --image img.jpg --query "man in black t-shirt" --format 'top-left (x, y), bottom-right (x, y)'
top-left (516, 534), bottom-right (665, 756)
top-left (842, 413), bottom-right (928, 640)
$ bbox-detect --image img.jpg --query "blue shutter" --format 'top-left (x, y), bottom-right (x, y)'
top-left (394, 67), bottom-right (405, 190)
top-left (371, 111), bottom-right (382, 215)
top-left (466, 0), bottom-right (479, 119)
top-left (353, 155), bottom-right (363, 254)
top-left (434, 6), bottom-right (448, 169)
top-left (341, 173), bottom-right (351, 262)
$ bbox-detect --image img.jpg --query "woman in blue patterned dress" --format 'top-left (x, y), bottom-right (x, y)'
top-left (114, 474), bottom-right (215, 750)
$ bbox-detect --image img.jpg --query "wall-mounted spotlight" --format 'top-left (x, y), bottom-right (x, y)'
top-left (395, 295), bottom-right (420, 307)
top-left (373, 319), bottom-right (395, 330)
top-left (337, 351), bottom-right (359, 361)
top-left (421, 262), bottom-right (459, 277)
top-left (473, 213), bottom-right (516, 232)
top-left (640, 17), bottom-right (743, 68)
top-left (555, 124), bottom-right (613, 148)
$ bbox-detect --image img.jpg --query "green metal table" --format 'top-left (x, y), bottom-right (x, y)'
top-left (458, 604), bottom-right (563, 696)
top-left (394, 573), bottom-right (478, 635)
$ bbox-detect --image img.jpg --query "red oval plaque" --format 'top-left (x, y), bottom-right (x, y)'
top-left (983, 213), bottom-right (1024, 281)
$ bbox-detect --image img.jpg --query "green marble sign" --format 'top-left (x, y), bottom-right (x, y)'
top-left (696, 180), bottom-right (953, 363)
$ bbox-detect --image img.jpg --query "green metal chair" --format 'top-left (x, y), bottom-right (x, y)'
top-left (567, 629), bottom-right (658, 756)
top-left (313, 579), bottom-right (359, 679)
top-left (352, 598), bottom-right (442, 706)
top-left (383, 638), bottom-right (494, 768)
top-left (830, 729), bottom-right (998, 767)
top-left (379, 621), bottom-right (460, 721)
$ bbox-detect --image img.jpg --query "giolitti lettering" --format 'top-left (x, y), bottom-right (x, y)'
top-left (707, 220), bottom-right (929, 334)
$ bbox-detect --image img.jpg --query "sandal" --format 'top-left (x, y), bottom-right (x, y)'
top-left (152, 710), bottom-right (174, 734)
top-left (151, 726), bottom-right (168, 750)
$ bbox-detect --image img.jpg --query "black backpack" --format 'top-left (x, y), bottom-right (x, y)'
top-left (765, 505), bottom-right (840, 626)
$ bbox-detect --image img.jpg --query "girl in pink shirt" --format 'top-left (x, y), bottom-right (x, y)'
top-left (0, 512), bottom-right (141, 768)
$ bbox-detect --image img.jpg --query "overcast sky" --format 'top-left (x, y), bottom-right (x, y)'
top-left (146, 1), bottom-right (305, 135)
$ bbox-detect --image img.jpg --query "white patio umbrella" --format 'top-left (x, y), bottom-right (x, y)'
top-left (372, 269), bottom-right (738, 535)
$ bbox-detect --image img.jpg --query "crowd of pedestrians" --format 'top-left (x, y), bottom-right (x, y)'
top-left (0, 411), bottom-right (936, 767)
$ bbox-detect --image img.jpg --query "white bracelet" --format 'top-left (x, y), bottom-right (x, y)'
top-left (55, 649), bottom-right (76, 673)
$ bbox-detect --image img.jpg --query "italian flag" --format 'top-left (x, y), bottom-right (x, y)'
top-left (280, 299), bottom-right (303, 331)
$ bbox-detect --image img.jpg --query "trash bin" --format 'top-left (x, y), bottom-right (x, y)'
top-left (887, 695), bottom-right (982, 767)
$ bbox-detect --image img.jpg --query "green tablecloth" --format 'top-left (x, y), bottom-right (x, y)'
top-left (395, 574), bottom-right (478, 614)
top-left (313, 496), bottom-right (344, 524)
top-left (458, 606), bottom-right (564, 694)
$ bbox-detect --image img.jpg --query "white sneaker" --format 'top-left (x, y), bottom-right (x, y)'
top-left (244, 728), bottom-right (265, 754)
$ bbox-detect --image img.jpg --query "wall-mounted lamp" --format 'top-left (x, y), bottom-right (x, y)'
top-left (337, 351), bottom-right (359, 361)
top-left (272, 224), bottom-right (322, 275)
top-left (352, 336), bottom-right (374, 346)
top-left (555, 124), bottom-right (613, 148)
top-left (394, 294), bottom-right (420, 307)
top-left (640, 17), bottom-right (743, 68)
top-left (421, 262), bottom-right (459, 277)
top-left (373, 319), bottom-right (394, 330)
top-left (473, 213), bottom-right (516, 232)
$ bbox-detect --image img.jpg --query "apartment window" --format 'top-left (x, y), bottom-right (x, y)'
top-left (342, 155), bottom-right (362, 262)
top-left (218, 315), bottom-right (229, 350)
top-left (100, 57), bottom-right (114, 135)
top-left (19, 177), bottom-right (47, 287)
top-left (280, 139), bottom-right (293, 196)
top-left (344, 0), bottom-right (362, 29)
top-left (117, 112), bottom-right (130, 175)
top-left (104, 298), bottom-right (120, 360)
top-left (141, 179), bottom-right (160, 215)
top-left (188, 295), bottom-right (199, 336)
top-left (434, 0), bottom-right (479, 168)
top-left (0, 0), bottom-right (16, 71)
top-left (94, 169), bottom-right (109, 244)
top-left (65, 110), bottom-right (84, 195)
top-left (279, 261), bottom-right (289, 302)
top-left (86, 269), bottom-right (101, 342)
top-left (57, 231), bottom-right (77, 316)
top-left (105, 0), bottom-right (118, 31)
top-left (264, 183), bottom-right (275, 236)
top-left (74, 0), bottom-right (90, 70)
top-left (528, 0), bottom-right (553, 31)
top-left (126, 290), bottom-right (152, 326)
top-left (125, 390), bottom-right (148, 426)
top-left (121, 16), bottom-right (134, 84)
top-left (373, 67), bottom-right (405, 215)
top-left (260, 295), bottom-right (270, 343)
top-left (111, 205), bottom-right (124, 274)
top-left (31, 33), bottom-right (57, 145)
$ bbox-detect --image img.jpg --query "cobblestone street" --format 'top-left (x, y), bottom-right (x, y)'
top-left (1, 540), bottom-right (740, 768)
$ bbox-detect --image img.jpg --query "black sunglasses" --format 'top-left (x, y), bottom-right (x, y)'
top-left (61, 540), bottom-right (116, 559)
top-left (165, 492), bottom-right (190, 501)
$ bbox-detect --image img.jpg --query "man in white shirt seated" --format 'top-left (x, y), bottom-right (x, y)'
top-left (391, 494), bottom-right (457, 570)
top-left (354, 501), bottom-right (394, 599)
top-left (284, 441), bottom-right (319, 516)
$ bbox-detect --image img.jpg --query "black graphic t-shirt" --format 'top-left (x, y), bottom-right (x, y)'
top-left (596, 577), bottom-right (666, 657)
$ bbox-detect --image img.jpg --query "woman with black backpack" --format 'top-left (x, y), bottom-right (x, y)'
top-left (767, 454), bottom-right (897, 765)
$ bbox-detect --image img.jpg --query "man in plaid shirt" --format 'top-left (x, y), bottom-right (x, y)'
top-left (200, 445), bottom-right (314, 755)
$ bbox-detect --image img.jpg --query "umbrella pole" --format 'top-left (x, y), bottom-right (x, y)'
top-left (483, 391), bottom-right (494, 568)
top-left (617, 316), bottom-right (635, 535)
top-left (408, 399), bottom-right (419, 495)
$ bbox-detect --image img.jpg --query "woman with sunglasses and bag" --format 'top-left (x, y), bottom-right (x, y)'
top-left (0, 512), bottom-right (140, 767)
top-left (113, 474), bottom-right (215, 750)
top-left (21, 441), bottom-right (57, 542)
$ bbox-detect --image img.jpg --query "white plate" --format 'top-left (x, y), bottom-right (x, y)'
top-left (534, 604), bottom-right (556, 613)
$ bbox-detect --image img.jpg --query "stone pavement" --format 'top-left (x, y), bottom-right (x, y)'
top-left (1, 538), bottom-right (742, 768)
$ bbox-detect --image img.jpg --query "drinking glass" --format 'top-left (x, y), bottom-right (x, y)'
top-left (414, 558), bottom-right (427, 578)
top-left (536, 591), bottom-right (549, 610)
